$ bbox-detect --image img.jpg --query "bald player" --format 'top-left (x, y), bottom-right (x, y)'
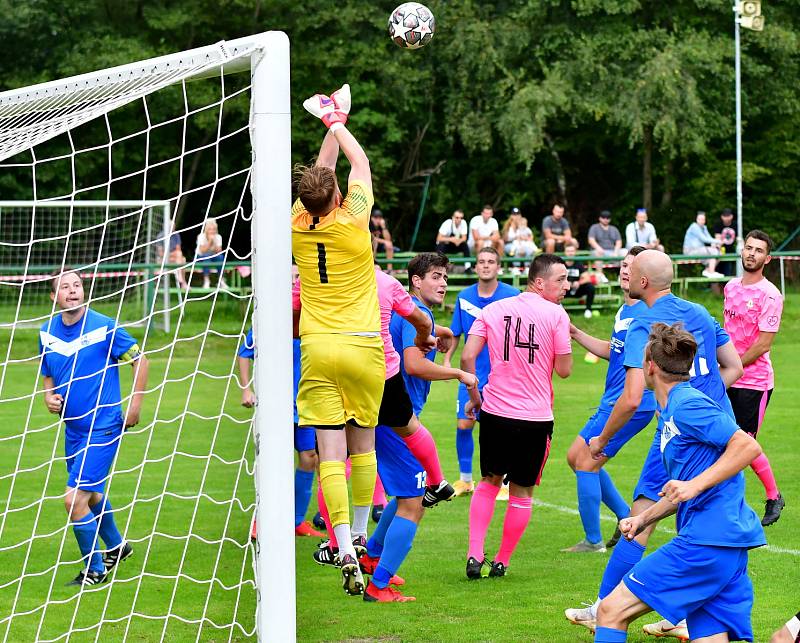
top-left (565, 250), bottom-right (743, 637)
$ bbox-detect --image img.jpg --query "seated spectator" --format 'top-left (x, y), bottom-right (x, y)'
top-left (195, 217), bottom-right (227, 289)
top-left (468, 204), bottom-right (504, 256)
top-left (713, 207), bottom-right (737, 276)
top-left (683, 211), bottom-right (723, 278)
top-left (370, 208), bottom-right (394, 271)
top-left (563, 245), bottom-right (595, 319)
top-left (435, 209), bottom-right (469, 256)
top-left (542, 203), bottom-right (579, 253)
top-left (625, 208), bottom-right (664, 251)
top-left (156, 221), bottom-right (188, 289)
top-left (588, 210), bottom-right (623, 257)
top-left (507, 216), bottom-right (538, 259)
top-left (501, 207), bottom-right (523, 251)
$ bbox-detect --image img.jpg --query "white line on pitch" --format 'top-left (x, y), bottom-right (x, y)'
top-left (534, 500), bottom-right (800, 557)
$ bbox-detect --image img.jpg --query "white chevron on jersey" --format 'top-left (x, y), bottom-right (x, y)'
top-left (40, 326), bottom-right (107, 357)
top-left (613, 306), bottom-right (634, 334)
top-left (458, 298), bottom-right (482, 319)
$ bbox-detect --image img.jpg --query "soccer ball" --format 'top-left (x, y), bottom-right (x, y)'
top-left (388, 2), bottom-right (435, 49)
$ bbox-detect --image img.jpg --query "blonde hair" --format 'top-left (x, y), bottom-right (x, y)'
top-left (646, 322), bottom-right (696, 382)
top-left (294, 163), bottom-right (337, 216)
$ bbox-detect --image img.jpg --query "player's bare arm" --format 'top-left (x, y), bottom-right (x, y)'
top-left (716, 340), bottom-right (745, 388)
top-left (554, 353), bottom-right (573, 379)
top-left (404, 345), bottom-right (476, 388)
top-left (570, 323), bottom-right (611, 360)
top-left (125, 354), bottom-right (149, 428)
top-left (403, 306), bottom-right (436, 353)
top-left (433, 324), bottom-right (454, 353)
top-left (460, 334), bottom-right (485, 416)
top-left (237, 356), bottom-right (256, 408)
top-left (332, 125), bottom-right (371, 192)
top-left (316, 130), bottom-right (340, 170)
top-left (589, 367), bottom-right (644, 458)
top-left (619, 497), bottom-right (678, 540)
top-left (42, 375), bottom-right (63, 415)
top-left (739, 330), bottom-right (777, 368)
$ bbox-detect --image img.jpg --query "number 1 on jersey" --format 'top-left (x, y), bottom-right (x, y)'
top-left (316, 243), bottom-right (328, 284)
top-left (503, 315), bottom-right (539, 363)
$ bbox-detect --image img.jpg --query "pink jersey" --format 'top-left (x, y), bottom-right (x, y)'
top-left (723, 277), bottom-right (782, 390)
top-left (375, 267), bottom-right (417, 379)
top-left (470, 292), bottom-right (571, 421)
top-left (293, 269), bottom-right (415, 380)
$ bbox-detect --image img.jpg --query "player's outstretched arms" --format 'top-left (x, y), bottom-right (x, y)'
top-left (589, 367), bottom-right (644, 458)
top-left (554, 353), bottom-right (572, 379)
top-left (717, 341), bottom-right (744, 388)
top-left (665, 429), bottom-right (761, 502)
top-left (314, 84), bottom-right (350, 170)
top-left (570, 323), bottom-right (610, 360)
top-left (42, 376), bottom-right (63, 415)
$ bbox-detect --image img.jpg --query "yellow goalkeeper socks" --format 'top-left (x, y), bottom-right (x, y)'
top-left (319, 460), bottom-right (349, 528)
top-left (350, 451), bottom-right (377, 507)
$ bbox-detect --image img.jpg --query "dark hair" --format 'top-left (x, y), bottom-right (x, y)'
top-left (294, 163), bottom-right (337, 216)
top-left (481, 204), bottom-right (494, 212)
top-left (745, 229), bottom-right (773, 253)
top-left (50, 266), bottom-right (80, 293)
top-left (407, 252), bottom-right (449, 284)
top-left (528, 253), bottom-right (566, 282)
top-left (476, 246), bottom-right (499, 259)
top-left (721, 208), bottom-right (733, 216)
top-left (646, 322), bottom-right (696, 382)
top-left (626, 245), bottom-right (647, 258)
top-left (552, 201), bottom-right (565, 210)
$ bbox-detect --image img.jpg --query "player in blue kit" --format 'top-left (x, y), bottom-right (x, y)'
top-left (443, 247), bottom-right (518, 496)
top-left (566, 250), bottom-right (743, 636)
top-left (564, 246), bottom-right (655, 553)
top-left (237, 329), bottom-right (323, 540)
top-left (594, 322), bottom-right (765, 643)
top-left (359, 253), bottom-right (478, 602)
top-left (40, 268), bottom-right (149, 586)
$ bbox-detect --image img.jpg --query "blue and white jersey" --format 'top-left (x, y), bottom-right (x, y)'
top-left (39, 309), bottom-right (140, 434)
top-left (600, 302), bottom-right (657, 412)
top-left (623, 294), bottom-right (733, 417)
top-left (390, 296), bottom-right (436, 416)
top-left (450, 282), bottom-right (518, 389)
top-left (660, 382), bottom-right (765, 548)
top-left (238, 330), bottom-right (302, 424)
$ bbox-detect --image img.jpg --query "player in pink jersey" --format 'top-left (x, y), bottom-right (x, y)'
top-left (460, 254), bottom-right (572, 579)
top-left (723, 229), bottom-right (785, 526)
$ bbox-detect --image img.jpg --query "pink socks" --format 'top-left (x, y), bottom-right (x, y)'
top-left (402, 425), bottom-right (444, 486)
top-left (495, 495), bottom-right (533, 566)
top-left (751, 453), bottom-right (779, 500)
top-left (467, 482), bottom-right (500, 560)
top-left (317, 484), bottom-right (337, 548)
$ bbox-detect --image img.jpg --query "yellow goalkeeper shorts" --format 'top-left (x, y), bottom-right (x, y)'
top-left (296, 333), bottom-right (384, 428)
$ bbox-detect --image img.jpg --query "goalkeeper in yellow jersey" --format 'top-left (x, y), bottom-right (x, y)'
top-left (292, 84), bottom-right (387, 596)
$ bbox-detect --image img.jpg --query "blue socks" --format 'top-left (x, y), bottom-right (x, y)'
top-left (72, 512), bottom-right (104, 573)
top-left (598, 538), bottom-right (645, 599)
top-left (576, 471), bottom-right (603, 544)
top-left (599, 469), bottom-right (629, 520)
top-left (89, 494), bottom-right (123, 550)
top-left (373, 515), bottom-right (417, 589)
top-left (594, 626), bottom-right (627, 642)
top-left (294, 469), bottom-right (314, 527)
top-left (366, 498), bottom-right (397, 558)
top-left (456, 427), bottom-right (474, 476)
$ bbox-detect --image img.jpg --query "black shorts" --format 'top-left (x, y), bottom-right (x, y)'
top-left (478, 410), bottom-right (554, 488)
top-left (377, 371), bottom-right (414, 428)
top-left (727, 387), bottom-right (773, 437)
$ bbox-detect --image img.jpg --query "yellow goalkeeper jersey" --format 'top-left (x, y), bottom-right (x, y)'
top-left (291, 180), bottom-right (380, 335)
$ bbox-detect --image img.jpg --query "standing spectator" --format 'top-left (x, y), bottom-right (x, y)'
top-left (683, 211), bottom-right (723, 278)
top-left (468, 205), bottom-right (504, 256)
top-left (508, 217), bottom-right (538, 260)
top-left (625, 208), bottom-right (664, 251)
top-left (370, 208), bottom-right (395, 272)
top-left (436, 209), bottom-right (470, 257)
top-left (563, 245), bottom-right (595, 319)
top-left (542, 203), bottom-right (579, 253)
top-left (156, 221), bottom-right (188, 289)
top-left (195, 218), bottom-right (227, 289)
top-left (713, 207), bottom-right (737, 276)
top-left (588, 211), bottom-right (623, 257)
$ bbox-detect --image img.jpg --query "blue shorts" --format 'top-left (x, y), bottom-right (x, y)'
top-left (456, 383), bottom-right (482, 421)
top-left (65, 426), bottom-right (123, 493)
top-left (623, 536), bottom-right (754, 641)
top-left (632, 428), bottom-right (669, 502)
top-left (374, 425), bottom-right (426, 499)
top-left (293, 424), bottom-right (315, 453)
top-left (579, 408), bottom-right (654, 458)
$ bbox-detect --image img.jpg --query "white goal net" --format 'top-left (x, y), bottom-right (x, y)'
top-left (0, 33), bottom-right (293, 641)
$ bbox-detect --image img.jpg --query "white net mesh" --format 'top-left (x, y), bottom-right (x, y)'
top-left (0, 40), bottom-right (263, 641)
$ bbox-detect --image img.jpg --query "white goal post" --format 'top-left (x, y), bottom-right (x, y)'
top-left (0, 32), bottom-right (294, 641)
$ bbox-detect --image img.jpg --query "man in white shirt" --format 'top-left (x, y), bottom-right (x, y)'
top-left (468, 205), bottom-right (504, 256)
top-left (436, 209), bottom-right (470, 256)
top-left (624, 208), bottom-right (664, 252)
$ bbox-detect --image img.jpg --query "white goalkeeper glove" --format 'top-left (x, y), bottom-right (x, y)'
top-left (302, 84), bottom-right (350, 132)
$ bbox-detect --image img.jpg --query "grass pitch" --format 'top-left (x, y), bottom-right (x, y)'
top-left (0, 290), bottom-right (798, 641)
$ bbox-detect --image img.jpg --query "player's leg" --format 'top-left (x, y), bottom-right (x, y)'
top-left (394, 414), bottom-right (448, 498)
top-left (594, 581), bottom-right (653, 641)
top-left (293, 425), bottom-right (323, 537)
top-left (770, 612), bottom-right (800, 643)
top-left (372, 473), bottom-right (387, 522)
top-left (454, 383), bottom-right (476, 496)
top-left (345, 423), bottom-right (376, 553)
